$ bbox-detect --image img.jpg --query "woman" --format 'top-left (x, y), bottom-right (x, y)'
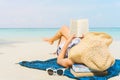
top-left (44, 25), bottom-right (84, 68)
top-left (44, 25), bottom-right (115, 71)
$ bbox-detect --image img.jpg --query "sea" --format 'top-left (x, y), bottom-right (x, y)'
top-left (0, 27), bottom-right (120, 42)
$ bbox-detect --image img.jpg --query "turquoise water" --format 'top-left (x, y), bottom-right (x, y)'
top-left (0, 27), bottom-right (120, 41)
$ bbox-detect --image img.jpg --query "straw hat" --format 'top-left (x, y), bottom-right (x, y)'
top-left (68, 32), bottom-right (115, 71)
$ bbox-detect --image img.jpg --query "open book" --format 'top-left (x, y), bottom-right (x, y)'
top-left (69, 19), bottom-right (89, 37)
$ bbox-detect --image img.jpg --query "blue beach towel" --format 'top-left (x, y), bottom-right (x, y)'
top-left (19, 58), bottom-right (120, 80)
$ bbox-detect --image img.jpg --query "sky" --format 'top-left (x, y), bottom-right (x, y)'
top-left (0, 0), bottom-right (120, 28)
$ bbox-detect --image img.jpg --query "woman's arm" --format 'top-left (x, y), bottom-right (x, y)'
top-left (57, 35), bottom-right (75, 68)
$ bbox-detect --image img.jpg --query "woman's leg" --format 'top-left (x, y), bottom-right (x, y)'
top-left (44, 25), bottom-right (70, 45)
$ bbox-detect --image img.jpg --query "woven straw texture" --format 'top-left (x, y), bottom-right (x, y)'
top-left (68, 32), bottom-right (115, 71)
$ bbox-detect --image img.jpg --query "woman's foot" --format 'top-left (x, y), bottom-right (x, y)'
top-left (49, 51), bottom-right (56, 55)
top-left (43, 38), bottom-right (54, 45)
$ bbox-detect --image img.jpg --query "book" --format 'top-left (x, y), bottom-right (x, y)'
top-left (70, 69), bottom-right (108, 77)
top-left (69, 19), bottom-right (89, 37)
top-left (71, 64), bottom-right (108, 77)
top-left (72, 64), bottom-right (97, 73)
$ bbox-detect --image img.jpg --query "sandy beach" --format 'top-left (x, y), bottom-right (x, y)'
top-left (0, 39), bottom-right (120, 80)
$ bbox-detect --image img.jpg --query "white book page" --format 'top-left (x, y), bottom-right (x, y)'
top-left (70, 19), bottom-right (89, 37)
top-left (69, 20), bottom-right (78, 36)
top-left (77, 19), bottom-right (89, 37)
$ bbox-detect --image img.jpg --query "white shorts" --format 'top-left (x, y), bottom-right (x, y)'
top-left (56, 38), bottom-right (80, 57)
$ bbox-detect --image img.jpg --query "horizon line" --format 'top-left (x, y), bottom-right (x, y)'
top-left (0, 27), bottom-right (120, 29)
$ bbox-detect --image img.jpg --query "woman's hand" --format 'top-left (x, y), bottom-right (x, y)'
top-left (80, 34), bottom-right (84, 39)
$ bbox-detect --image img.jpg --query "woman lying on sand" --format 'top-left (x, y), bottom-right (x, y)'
top-left (44, 26), bottom-right (81, 67)
top-left (43, 25), bottom-right (115, 71)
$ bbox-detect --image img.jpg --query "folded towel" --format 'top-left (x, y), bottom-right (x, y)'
top-left (19, 58), bottom-right (120, 80)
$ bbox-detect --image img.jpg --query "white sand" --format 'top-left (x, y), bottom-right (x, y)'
top-left (0, 39), bottom-right (120, 80)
